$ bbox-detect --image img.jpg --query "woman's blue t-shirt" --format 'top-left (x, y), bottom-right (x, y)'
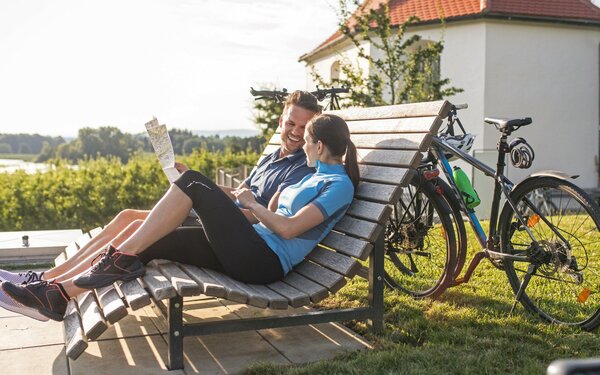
top-left (253, 161), bottom-right (354, 275)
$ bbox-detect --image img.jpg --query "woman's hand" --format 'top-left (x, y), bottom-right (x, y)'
top-left (232, 188), bottom-right (257, 209)
top-left (175, 162), bottom-right (189, 173)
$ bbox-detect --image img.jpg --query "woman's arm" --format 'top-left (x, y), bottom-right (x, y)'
top-left (234, 189), bottom-right (324, 239)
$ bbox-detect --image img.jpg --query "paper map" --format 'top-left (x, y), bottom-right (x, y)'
top-left (145, 117), bottom-right (179, 183)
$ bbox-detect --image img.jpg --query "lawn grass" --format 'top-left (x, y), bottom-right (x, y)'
top-left (246, 220), bottom-right (600, 375)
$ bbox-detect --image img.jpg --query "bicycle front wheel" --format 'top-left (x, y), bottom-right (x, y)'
top-left (384, 174), bottom-right (457, 299)
top-left (499, 176), bottom-right (600, 330)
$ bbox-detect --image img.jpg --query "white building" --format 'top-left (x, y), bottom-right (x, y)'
top-left (300, 0), bottom-right (600, 216)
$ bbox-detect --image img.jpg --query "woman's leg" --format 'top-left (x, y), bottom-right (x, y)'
top-left (146, 171), bottom-right (283, 284)
top-left (43, 209), bottom-right (150, 280)
top-left (114, 184), bottom-right (194, 255)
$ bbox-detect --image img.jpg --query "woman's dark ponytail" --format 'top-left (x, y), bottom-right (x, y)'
top-left (344, 139), bottom-right (359, 189)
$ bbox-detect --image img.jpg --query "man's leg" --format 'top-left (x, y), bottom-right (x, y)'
top-left (43, 209), bottom-right (150, 280)
top-left (115, 184), bottom-right (194, 255)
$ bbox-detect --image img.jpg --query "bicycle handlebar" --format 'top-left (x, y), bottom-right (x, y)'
top-left (249, 87), bottom-right (288, 102)
top-left (250, 86), bottom-right (349, 101)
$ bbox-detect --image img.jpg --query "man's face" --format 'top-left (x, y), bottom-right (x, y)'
top-left (279, 105), bottom-right (316, 156)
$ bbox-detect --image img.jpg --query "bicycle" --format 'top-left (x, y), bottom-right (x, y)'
top-left (250, 86), bottom-right (349, 111)
top-left (386, 103), bottom-right (600, 330)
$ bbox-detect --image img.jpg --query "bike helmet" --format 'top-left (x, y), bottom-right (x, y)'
top-left (440, 133), bottom-right (476, 161)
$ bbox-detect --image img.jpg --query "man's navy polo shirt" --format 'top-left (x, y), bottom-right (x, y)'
top-left (244, 148), bottom-right (314, 207)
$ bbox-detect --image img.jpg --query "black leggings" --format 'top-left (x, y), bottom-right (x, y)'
top-left (137, 170), bottom-right (284, 284)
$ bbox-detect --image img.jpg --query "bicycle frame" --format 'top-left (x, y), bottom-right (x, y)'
top-left (429, 135), bottom-right (553, 272)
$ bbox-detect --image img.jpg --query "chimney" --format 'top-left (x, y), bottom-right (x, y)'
top-left (480, 0), bottom-right (489, 11)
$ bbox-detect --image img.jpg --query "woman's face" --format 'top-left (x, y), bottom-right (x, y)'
top-left (302, 130), bottom-right (319, 168)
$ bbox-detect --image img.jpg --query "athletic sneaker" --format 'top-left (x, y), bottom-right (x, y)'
top-left (1, 280), bottom-right (69, 322)
top-left (0, 269), bottom-right (44, 284)
top-left (0, 285), bottom-right (49, 321)
top-left (73, 245), bottom-right (145, 289)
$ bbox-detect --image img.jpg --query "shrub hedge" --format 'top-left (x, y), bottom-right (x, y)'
top-left (0, 150), bottom-right (259, 232)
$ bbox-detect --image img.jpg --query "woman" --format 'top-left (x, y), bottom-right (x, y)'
top-left (1, 114), bottom-right (359, 321)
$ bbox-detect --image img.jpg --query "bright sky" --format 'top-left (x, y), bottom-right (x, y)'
top-left (0, 0), bottom-right (340, 137)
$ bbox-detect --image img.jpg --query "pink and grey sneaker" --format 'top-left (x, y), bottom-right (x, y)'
top-left (73, 245), bottom-right (145, 289)
top-left (0, 269), bottom-right (44, 284)
top-left (1, 280), bottom-right (69, 322)
top-left (0, 285), bottom-right (49, 321)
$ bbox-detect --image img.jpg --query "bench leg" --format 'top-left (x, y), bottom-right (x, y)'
top-left (167, 295), bottom-right (184, 370)
top-left (368, 232), bottom-right (385, 333)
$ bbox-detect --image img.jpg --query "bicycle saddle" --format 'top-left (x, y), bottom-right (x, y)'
top-left (484, 117), bottom-right (532, 133)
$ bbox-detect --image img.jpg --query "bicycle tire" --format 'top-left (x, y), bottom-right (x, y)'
top-left (499, 176), bottom-right (600, 330)
top-left (384, 174), bottom-right (458, 299)
top-left (435, 178), bottom-right (468, 279)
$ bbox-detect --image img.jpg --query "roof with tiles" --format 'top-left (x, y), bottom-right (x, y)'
top-left (300, 0), bottom-right (600, 61)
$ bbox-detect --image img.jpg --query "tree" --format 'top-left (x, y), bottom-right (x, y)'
top-left (182, 138), bottom-right (203, 155)
top-left (0, 143), bottom-right (12, 154)
top-left (312, 0), bottom-right (462, 107)
top-left (18, 143), bottom-right (32, 154)
top-left (251, 85), bottom-right (284, 138)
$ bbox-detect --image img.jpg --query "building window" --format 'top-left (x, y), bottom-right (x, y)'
top-left (330, 60), bottom-right (340, 81)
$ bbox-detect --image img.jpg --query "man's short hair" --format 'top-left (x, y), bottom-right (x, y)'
top-left (283, 90), bottom-right (322, 114)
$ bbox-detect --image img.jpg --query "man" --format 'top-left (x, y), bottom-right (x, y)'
top-left (0, 90), bottom-right (321, 321)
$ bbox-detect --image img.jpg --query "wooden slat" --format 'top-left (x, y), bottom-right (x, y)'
top-left (344, 116), bottom-right (442, 134)
top-left (307, 247), bottom-right (361, 277)
top-left (141, 266), bottom-right (177, 301)
top-left (266, 281), bottom-right (310, 308)
top-left (294, 261), bottom-right (346, 293)
top-left (320, 231), bottom-right (373, 260)
top-left (54, 251), bottom-right (67, 266)
top-left (77, 291), bottom-right (107, 341)
top-left (334, 216), bottom-right (382, 242)
top-left (357, 149), bottom-right (421, 168)
top-left (247, 284), bottom-right (288, 310)
top-left (203, 269), bottom-right (248, 304)
top-left (117, 279), bottom-right (151, 310)
top-left (221, 276), bottom-right (269, 309)
top-left (282, 272), bottom-right (329, 303)
top-left (347, 199), bottom-right (392, 224)
top-left (157, 262), bottom-right (201, 297)
top-left (355, 182), bottom-right (402, 204)
top-left (359, 165), bottom-right (413, 186)
top-left (88, 227), bottom-right (103, 238)
top-left (63, 300), bottom-right (87, 360)
top-left (94, 285), bottom-right (127, 324)
top-left (64, 242), bottom-right (79, 259)
top-left (271, 128), bottom-right (434, 150)
top-left (180, 264), bottom-right (226, 298)
top-left (350, 133), bottom-right (431, 150)
top-left (326, 100), bottom-right (451, 121)
top-left (263, 144), bottom-right (279, 156)
top-left (75, 233), bottom-right (91, 249)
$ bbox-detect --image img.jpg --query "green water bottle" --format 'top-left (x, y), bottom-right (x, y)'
top-left (453, 166), bottom-right (480, 209)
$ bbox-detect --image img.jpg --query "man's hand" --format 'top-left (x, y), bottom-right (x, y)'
top-left (175, 162), bottom-right (189, 173)
top-left (232, 188), bottom-right (257, 209)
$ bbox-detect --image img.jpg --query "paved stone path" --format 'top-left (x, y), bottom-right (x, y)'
top-left (0, 296), bottom-right (370, 374)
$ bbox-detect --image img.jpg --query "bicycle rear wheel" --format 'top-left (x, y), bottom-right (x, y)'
top-left (499, 176), bottom-right (600, 330)
top-left (384, 174), bottom-right (457, 299)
